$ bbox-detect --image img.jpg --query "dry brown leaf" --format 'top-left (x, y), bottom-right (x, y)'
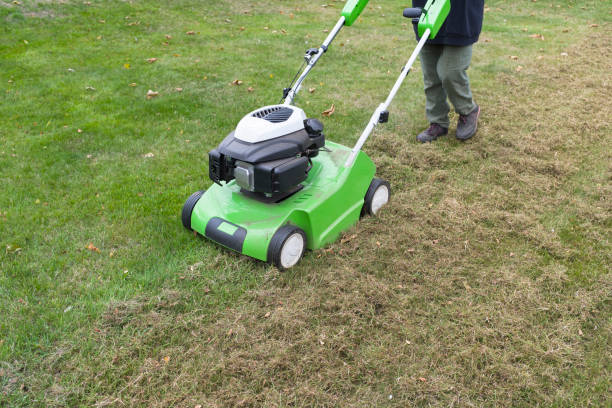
top-left (321, 104), bottom-right (335, 117)
top-left (147, 58), bottom-right (157, 63)
top-left (175, 88), bottom-right (183, 92)
top-left (516, 65), bottom-right (523, 72)
top-left (247, 86), bottom-right (254, 92)
top-left (146, 90), bottom-right (159, 99)
top-left (186, 30), bottom-right (196, 35)
top-left (308, 87), bottom-right (316, 93)
top-left (231, 79), bottom-right (243, 86)
top-left (510, 55), bottom-right (518, 60)
top-left (86, 243), bottom-right (100, 253)
top-left (340, 234), bottom-right (357, 244)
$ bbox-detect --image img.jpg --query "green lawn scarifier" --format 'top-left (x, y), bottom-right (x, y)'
top-left (182, 0), bottom-right (451, 269)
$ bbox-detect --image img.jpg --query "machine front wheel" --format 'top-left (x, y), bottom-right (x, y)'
top-left (268, 225), bottom-right (307, 269)
top-left (362, 178), bottom-right (391, 216)
top-left (182, 190), bottom-right (205, 231)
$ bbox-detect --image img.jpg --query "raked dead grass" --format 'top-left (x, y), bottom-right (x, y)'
top-left (1, 0), bottom-right (610, 407)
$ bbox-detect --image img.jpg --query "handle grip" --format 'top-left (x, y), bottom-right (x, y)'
top-left (403, 8), bottom-right (423, 19)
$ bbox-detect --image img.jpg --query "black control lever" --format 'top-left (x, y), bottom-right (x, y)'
top-left (304, 48), bottom-right (320, 61)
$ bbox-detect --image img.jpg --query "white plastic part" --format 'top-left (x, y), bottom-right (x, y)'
top-left (284, 16), bottom-right (345, 105)
top-left (234, 105), bottom-right (307, 143)
top-left (344, 28), bottom-right (432, 167)
top-left (370, 184), bottom-right (390, 215)
top-left (280, 233), bottom-right (305, 268)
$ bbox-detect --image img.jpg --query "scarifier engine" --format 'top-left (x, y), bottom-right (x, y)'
top-left (208, 105), bottom-right (325, 199)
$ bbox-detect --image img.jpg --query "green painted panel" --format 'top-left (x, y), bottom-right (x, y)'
top-left (418, 0), bottom-right (451, 39)
top-left (341, 0), bottom-right (370, 26)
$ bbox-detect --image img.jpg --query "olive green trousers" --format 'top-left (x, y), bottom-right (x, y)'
top-left (419, 44), bottom-right (477, 128)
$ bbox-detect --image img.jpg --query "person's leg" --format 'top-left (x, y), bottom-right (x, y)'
top-left (437, 44), bottom-right (476, 116)
top-left (417, 44), bottom-right (449, 142)
top-left (420, 44), bottom-right (450, 128)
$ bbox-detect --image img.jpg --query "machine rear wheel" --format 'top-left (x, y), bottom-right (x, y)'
top-left (182, 190), bottom-right (205, 230)
top-left (362, 178), bottom-right (391, 216)
top-left (268, 225), bottom-right (307, 269)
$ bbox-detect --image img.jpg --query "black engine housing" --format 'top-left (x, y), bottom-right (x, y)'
top-left (209, 118), bottom-right (325, 195)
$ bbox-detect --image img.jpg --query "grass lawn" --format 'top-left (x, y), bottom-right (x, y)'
top-left (1, 0), bottom-right (610, 406)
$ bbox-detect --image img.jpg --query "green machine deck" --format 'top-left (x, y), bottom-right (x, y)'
top-left (190, 142), bottom-right (375, 262)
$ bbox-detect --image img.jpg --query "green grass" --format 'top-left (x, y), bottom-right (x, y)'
top-left (1, 0), bottom-right (610, 406)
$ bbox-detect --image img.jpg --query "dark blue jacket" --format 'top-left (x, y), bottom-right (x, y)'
top-left (412, 0), bottom-right (484, 46)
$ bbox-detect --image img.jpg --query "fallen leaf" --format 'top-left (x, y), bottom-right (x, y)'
top-left (264, 311), bottom-right (271, 318)
top-left (6, 245), bottom-right (22, 254)
top-left (143, 152), bottom-right (155, 158)
top-left (86, 243), bottom-right (100, 253)
top-left (129, 82), bottom-right (137, 87)
top-left (147, 57), bottom-right (157, 63)
top-left (340, 234), bottom-right (357, 244)
top-left (419, 377), bottom-right (427, 382)
top-left (590, 24), bottom-right (599, 28)
top-left (186, 31), bottom-right (196, 35)
top-left (509, 55), bottom-right (518, 60)
top-left (231, 79), bottom-right (243, 86)
top-left (308, 87), bottom-right (316, 93)
top-left (529, 33), bottom-right (544, 40)
top-left (175, 87), bottom-right (183, 92)
top-left (247, 86), bottom-right (254, 92)
top-left (86, 86), bottom-right (96, 91)
top-left (321, 104), bottom-right (335, 117)
top-left (516, 65), bottom-right (523, 72)
top-left (146, 90), bottom-right (159, 99)
top-left (165, 34), bottom-right (172, 39)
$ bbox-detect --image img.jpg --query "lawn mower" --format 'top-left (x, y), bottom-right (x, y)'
top-left (182, 0), bottom-right (450, 268)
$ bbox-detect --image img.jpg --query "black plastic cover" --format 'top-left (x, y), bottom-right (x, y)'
top-left (253, 156), bottom-right (309, 193)
top-left (205, 217), bottom-right (247, 253)
top-left (209, 149), bottom-right (234, 184)
top-left (218, 130), bottom-right (313, 163)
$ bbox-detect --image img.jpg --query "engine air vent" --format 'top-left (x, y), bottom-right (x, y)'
top-left (253, 107), bottom-right (293, 123)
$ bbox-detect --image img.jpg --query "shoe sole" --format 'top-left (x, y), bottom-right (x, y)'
top-left (456, 106), bottom-right (480, 141)
top-left (417, 130), bottom-right (449, 143)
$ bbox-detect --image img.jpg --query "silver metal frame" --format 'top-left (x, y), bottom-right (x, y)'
top-left (284, 16), bottom-right (346, 106)
top-left (345, 28), bottom-right (432, 167)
